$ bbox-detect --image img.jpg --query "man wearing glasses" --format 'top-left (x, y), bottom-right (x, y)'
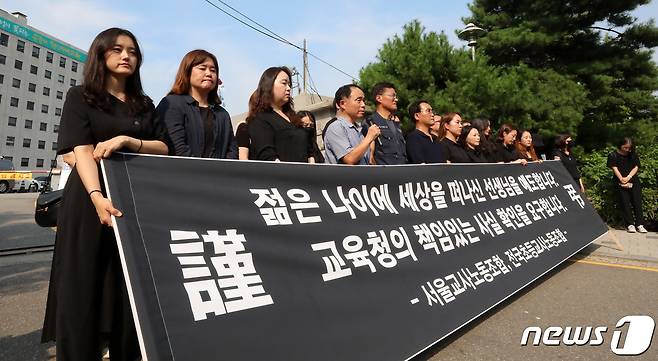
top-left (362, 82), bottom-right (407, 164)
top-left (406, 100), bottom-right (446, 164)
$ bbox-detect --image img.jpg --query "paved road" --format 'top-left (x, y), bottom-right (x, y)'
top-left (0, 193), bottom-right (55, 251)
top-left (1, 192), bottom-right (656, 360)
top-left (422, 258), bottom-right (658, 361)
top-left (1, 252), bottom-right (656, 361)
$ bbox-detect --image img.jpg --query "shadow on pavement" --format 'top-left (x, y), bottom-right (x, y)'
top-left (0, 330), bottom-right (55, 361)
top-left (412, 258), bottom-right (578, 360)
top-left (0, 260), bottom-right (51, 297)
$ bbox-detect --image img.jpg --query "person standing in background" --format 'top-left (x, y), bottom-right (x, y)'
top-left (552, 133), bottom-right (584, 193)
top-left (405, 100), bottom-right (446, 164)
top-left (607, 137), bottom-right (647, 233)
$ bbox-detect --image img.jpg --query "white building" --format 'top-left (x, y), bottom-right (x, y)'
top-left (0, 9), bottom-right (86, 171)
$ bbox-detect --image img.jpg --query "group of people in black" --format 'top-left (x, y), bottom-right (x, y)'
top-left (44, 28), bottom-right (648, 361)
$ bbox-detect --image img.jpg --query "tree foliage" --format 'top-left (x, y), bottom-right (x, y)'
top-left (359, 20), bottom-right (588, 136)
top-left (465, 0), bottom-right (658, 148)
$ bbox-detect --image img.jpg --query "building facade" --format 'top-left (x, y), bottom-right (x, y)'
top-left (0, 9), bottom-right (86, 171)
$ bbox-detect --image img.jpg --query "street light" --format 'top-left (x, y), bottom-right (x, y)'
top-left (458, 23), bottom-right (486, 61)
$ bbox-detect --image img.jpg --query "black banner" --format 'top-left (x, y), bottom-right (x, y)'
top-left (101, 154), bottom-right (607, 361)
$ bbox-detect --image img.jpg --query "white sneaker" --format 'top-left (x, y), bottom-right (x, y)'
top-left (627, 225), bottom-right (637, 233)
top-left (637, 225), bottom-right (648, 233)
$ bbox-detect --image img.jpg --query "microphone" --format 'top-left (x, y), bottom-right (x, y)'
top-left (366, 116), bottom-right (382, 146)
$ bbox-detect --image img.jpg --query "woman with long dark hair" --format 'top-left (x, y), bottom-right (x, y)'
top-left (437, 112), bottom-right (469, 163)
top-left (298, 110), bottom-right (325, 163)
top-left (471, 118), bottom-right (497, 162)
top-left (495, 123), bottom-right (527, 164)
top-left (607, 137), bottom-right (647, 233)
top-left (457, 125), bottom-right (488, 163)
top-left (156, 49), bottom-right (236, 159)
top-left (553, 133), bottom-right (584, 193)
top-left (42, 28), bottom-right (169, 360)
top-left (248, 66), bottom-right (315, 162)
top-left (515, 129), bottom-right (540, 162)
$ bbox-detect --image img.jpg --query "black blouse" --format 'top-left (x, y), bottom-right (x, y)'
top-left (199, 106), bottom-right (215, 158)
top-left (236, 122), bottom-right (250, 148)
top-left (248, 110), bottom-right (313, 162)
top-left (465, 148), bottom-right (489, 163)
top-left (607, 151), bottom-right (641, 183)
top-left (438, 138), bottom-right (470, 163)
top-left (495, 142), bottom-right (521, 163)
top-left (553, 149), bottom-right (581, 181)
top-left (58, 86), bottom-right (165, 154)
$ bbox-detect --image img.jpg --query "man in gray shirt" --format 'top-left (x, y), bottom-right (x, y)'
top-left (324, 84), bottom-right (380, 165)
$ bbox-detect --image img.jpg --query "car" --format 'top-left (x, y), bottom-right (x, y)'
top-left (12, 179), bottom-right (32, 192)
top-left (33, 176), bottom-right (51, 192)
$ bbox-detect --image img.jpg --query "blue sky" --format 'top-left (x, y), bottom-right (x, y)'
top-left (4, 0), bottom-right (658, 115)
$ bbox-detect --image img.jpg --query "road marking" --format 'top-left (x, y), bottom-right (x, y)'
top-left (410, 298), bottom-right (419, 305)
top-left (569, 258), bottom-right (658, 273)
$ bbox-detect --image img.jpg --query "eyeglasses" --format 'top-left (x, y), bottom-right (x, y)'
top-left (381, 93), bottom-right (398, 100)
top-left (421, 108), bottom-right (434, 114)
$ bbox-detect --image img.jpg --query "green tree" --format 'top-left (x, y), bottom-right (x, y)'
top-left (465, 0), bottom-right (658, 148)
top-left (359, 20), bottom-right (588, 136)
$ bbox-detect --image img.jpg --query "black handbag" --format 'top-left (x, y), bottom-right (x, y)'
top-left (35, 189), bottom-right (64, 227)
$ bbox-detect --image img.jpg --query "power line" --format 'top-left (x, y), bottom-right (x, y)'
top-left (202, 0), bottom-right (292, 47)
top-left (210, 0), bottom-right (295, 47)
top-left (203, 0), bottom-right (358, 81)
top-left (306, 63), bottom-right (323, 100)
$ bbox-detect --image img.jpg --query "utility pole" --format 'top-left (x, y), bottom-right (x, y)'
top-left (303, 39), bottom-right (308, 94)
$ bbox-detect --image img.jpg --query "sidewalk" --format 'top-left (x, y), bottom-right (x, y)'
top-left (578, 227), bottom-right (658, 265)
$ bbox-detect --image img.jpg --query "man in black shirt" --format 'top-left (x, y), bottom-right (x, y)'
top-left (362, 82), bottom-right (407, 164)
top-left (406, 100), bottom-right (446, 164)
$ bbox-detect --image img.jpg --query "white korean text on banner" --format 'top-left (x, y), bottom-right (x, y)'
top-left (101, 154), bottom-right (608, 361)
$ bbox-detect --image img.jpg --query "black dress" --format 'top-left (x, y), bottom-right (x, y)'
top-left (438, 138), bottom-right (470, 163)
top-left (236, 122), bottom-right (250, 149)
top-left (42, 86), bottom-right (166, 361)
top-left (465, 148), bottom-right (489, 163)
top-left (248, 110), bottom-right (313, 162)
top-left (494, 142), bottom-right (521, 162)
top-left (552, 149), bottom-right (581, 181)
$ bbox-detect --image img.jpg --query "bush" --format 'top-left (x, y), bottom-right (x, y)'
top-left (577, 144), bottom-right (658, 227)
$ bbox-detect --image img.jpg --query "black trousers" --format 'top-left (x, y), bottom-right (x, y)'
top-left (616, 182), bottom-right (644, 226)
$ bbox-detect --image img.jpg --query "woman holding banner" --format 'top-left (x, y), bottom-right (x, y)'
top-left (494, 124), bottom-right (527, 164)
top-left (156, 49), bottom-right (237, 159)
top-left (248, 66), bottom-right (315, 162)
top-left (42, 28), bottom-right (169, 361)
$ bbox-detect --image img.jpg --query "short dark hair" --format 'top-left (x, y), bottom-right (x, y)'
top-left (408, 100), bottom-right (429, 122)
top-left (333, 84), bottom-right (363, 112)
top-left (617, 136), bottom-right (635, 151)
top-left (372, 82), bottom-right (396, 104)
